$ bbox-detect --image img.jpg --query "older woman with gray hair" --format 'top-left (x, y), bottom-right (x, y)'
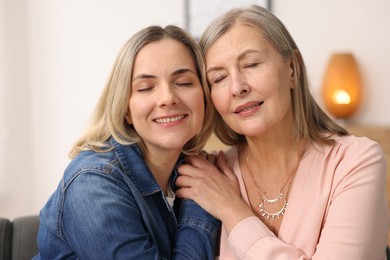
top-left (176, 5), bottom-right (388, 259)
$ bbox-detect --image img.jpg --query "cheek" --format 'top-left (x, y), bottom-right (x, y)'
top-left (181, 87), bottom-right (205, 121)
top-left (192, 90), bottom-right (206, 118)
top-left (126, 100), bottom-right (133, 124)
top-left (128, 96), bottom-right (149, 123)
top-left (211, 88), bottom-right (228, 114)
top-left (274, 73), bottom-right (293, 101)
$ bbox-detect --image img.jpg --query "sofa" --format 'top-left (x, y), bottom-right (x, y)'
top-left (0, 215), bottom-right (39, 260)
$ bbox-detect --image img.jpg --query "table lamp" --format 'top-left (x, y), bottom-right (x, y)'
top-left (322, 53), bottom-right (362, 119)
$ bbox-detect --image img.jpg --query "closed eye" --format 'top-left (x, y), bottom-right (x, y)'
top-left (176, 82), bottom-right (193, 87)
top-left (214, 75), bottom-right (227, 84)
top-left (212, 75), bottom-right (227, 84)
top-left (244, 63), bottom-right (259, 69)
top-left (137, 86), bottom-right (154, 92)
top-left (135, 83), bottom-right (155, 92)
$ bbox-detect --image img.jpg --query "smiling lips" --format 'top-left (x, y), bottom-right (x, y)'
top-left (154, 115), bottom-right (186, 124)
top-left (234, 101), bottom-right (264, 114)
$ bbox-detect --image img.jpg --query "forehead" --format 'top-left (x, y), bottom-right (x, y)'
top-left (134, 38), bottom-right (195, 72)
top-left (206, 24), bottom-right (270, 61)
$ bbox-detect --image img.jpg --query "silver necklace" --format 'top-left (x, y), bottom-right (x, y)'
top-left (245, 147), bottom-right (300, 221)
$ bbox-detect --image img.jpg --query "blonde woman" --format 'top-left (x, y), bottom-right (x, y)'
top-left (34, 25), bottom-right (218, 259)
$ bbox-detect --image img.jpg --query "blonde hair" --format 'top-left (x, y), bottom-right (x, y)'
top-left (70, 25), bottom-right (214, 158)
top-left (199, 5), bottom-right (347, 146)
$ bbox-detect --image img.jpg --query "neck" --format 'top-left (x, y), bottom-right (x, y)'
top-left (242, 135), bottom-right (306, 183)
top-left (144, 147), bottom-right (181, 195)
top-left (245, 115), bottom-right (297, 159)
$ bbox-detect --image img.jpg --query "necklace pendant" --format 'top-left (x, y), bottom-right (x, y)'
top-left (261, 191), bottom-right (283, 204)
top-left (244, 145), bottom-right (303, 222)
top-left (258, 199), bottom-right (288, 220)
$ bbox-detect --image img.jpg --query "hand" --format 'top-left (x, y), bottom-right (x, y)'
top-left (176, 151), bottom-right (253, 231)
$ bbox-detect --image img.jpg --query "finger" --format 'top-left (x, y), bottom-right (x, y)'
top-left (175, 175), bottom-right (192, 188)
top-left (175, 177), bottom-right (203, 200)
top-left (177, 162), bottom-right (200, 177)
top-left (185, 154), bottom-right (215, 170)
top-left (198, 150), bottom-right (208, 159)
top-left (196, 150), bottom-right (217, 165)
top-left (216, 151), bottom-right (236, 180)
top-left (175, 186), bottom-right (191, 199)
top-left (206, 153), bottom-right (217, 165)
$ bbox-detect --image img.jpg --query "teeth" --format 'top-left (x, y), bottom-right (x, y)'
top-left (236, 102), bottom-right (263, 114)
top-left (242, 104), bottom-right (258, 112)
top-left (155, 115), bottom-right (185, 124)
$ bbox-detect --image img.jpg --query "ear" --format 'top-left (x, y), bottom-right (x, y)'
top-left (290, 49), bottom-right (301, 89)
top-left (125, 109), bottom-right (132, 125)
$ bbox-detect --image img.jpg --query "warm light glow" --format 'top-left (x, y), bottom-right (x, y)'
top-left (322, 53), bottom-right (362, 119)
top-left (332, 89), bottom-right (351, 105)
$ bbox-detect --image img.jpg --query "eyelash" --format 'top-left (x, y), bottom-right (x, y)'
top-left (212, 63), bottom-right (260, 83)
top-left (136, 81), bottom-right (193, 93)
top-left (137, 86), bottom-right (153, 92)
top-left (244, 63), bottom-right (259, 69)
top-left (176, 82), bottom-right (193, 87)
top-left (214, 76), bottom-right (227, 84)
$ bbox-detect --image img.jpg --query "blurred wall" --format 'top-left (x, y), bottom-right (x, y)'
top-left (274, 0), bottom-right (390, 124)
top-left (0, 0), bottom-right (389, 219)
top-left (0, 0), bottom-right (185, 219)
top-left (1, 0), bottom-right (32, 218)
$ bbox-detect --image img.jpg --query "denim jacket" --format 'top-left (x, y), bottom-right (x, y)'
top-left (33, 138), bottom-right (220, 259)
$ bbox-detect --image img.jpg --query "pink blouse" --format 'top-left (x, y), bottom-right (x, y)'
top-left (218, 135), bottom-right (389, 259)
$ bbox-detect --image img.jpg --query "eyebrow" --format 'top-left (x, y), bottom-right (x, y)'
top-left (237, 49), bottom-right (261, 60)
top-left (133, 67), bottom-right (196, 81)
top-left (172, 68), bottom-right (196, 76)
top-left (132, 74), bottom-right (155, 81)
top-left (206, 66), bottom-right (224, 75)
top-left (206, 49), bottom-right (262, 75)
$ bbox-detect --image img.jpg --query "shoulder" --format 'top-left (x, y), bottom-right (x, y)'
top-left (307, 134), bottom-right (386, 183)
top-left (62, 149), bottom-right (124, 190)
top-left (334, 133), bottom-right (380, 148)
top-left (319, 134), bottom-right (384, 161)
top-left (39, 149), bottom-right (134, 235)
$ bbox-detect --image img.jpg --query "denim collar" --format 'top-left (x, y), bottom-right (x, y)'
top-left (110, 137), bottom-right (184, 196)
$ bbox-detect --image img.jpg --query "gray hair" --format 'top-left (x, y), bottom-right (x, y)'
top-left (200, 5), bottom-right (347, 146)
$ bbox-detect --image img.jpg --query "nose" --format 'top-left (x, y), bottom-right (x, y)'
top-left (158, 84), bottom-right (178, 107)
top-left (231, 72), bottom-right (250, 98)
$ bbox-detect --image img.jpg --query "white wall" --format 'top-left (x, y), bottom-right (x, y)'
top-left (0, 0), bottom-right (389, 219)
top-left (28, 0), bottom-right (186, 218)
top-left (0, 0), bottom-right (185, 219)
top-left (0, 0), bottom-right (31, 218)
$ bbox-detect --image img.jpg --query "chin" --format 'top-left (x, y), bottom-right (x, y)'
top-left (158, 138), bottom-right (192, 150)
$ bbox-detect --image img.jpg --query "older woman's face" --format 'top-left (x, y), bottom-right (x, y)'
top-left (127, 39), bottom-right (204, 153)
top-left (205, 24), bottom-right (295, 137)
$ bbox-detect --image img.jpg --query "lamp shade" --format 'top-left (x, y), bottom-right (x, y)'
top-left (322, 53), bottom-right (362, 119)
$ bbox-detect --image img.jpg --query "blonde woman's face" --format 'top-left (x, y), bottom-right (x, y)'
top-left (127, 39), bottom-right (204, 154)
top-left (205, 24), bottom-right (295, 138)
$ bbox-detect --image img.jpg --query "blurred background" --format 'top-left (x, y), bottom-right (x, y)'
top-left (1, 0), bottom-right (389, 219)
